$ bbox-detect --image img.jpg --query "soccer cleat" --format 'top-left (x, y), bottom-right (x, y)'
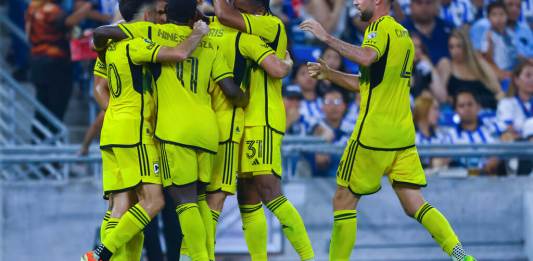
top-left (80, 251), bottom-right (100, 261)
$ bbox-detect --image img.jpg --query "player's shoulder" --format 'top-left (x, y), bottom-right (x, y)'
top-left (368, 16), bottom-right (403, 32)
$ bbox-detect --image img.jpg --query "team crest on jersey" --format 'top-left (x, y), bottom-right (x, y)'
top-left (153, 162), bottom-right (160, 175)
top-left (367, 32), bottom-right (377, 39)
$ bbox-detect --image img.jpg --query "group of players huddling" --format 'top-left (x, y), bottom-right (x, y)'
top-left (81, 0), bottom-right (477, 260)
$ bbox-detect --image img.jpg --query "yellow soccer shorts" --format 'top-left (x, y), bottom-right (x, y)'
top-left (336, 139), bottom-right (427, 195)
top-left (207, 141), bottom-right (239, 194)
top-left (159, 142), bottom-right (214, 187)
top-left (239, 126), bottom-right (283, 178)
top-left (101, 144), bottom-right (162, 197)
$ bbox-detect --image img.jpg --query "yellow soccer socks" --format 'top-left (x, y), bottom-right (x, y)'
top-left (266, 196), bottom-right (315, 260)
top-left (102, 204), bottom-right (151, 254)
top-left (239, 203), bottom-right (268, 261)
top-left (198, 194), bottom-right (215, 260)
top-left (329, 210), bottom-right (357, 261)
top-left (100, 211), bottom-right (111, 241)
top-left (176, 203), bottom-right (209, 261)
top-left (415, 202), bottom-right (464, 257)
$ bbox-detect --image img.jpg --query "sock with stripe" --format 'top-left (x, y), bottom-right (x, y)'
top-left (329, 210), bottom-right (357, 261)
top-left (415, 202), bottom-right (461, 256)
top-left (101, 204), bottom-right (151, 255)
top-left (211, 209), bottom-right (221, 239)
top-left (106, 217), bottom-right (145, 261)
top-left (239, 203), bottom-right (268, 261)
top-left (266, 196), bottom-right (315, 260)
top-left (100, 211), bottom-right (111, 242)
top-left (198, 194), bottom-right (215, 261)
top-left (176, 203), bottom-right (209, 261)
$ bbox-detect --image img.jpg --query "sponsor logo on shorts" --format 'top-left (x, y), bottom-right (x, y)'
top-left (252, 159), bottom-right (260, 166)
top-left (153, 162), bottom-right (160, 175)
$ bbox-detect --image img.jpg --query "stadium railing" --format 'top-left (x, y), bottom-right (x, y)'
top-left (1, 138), bottom-right (532, 180)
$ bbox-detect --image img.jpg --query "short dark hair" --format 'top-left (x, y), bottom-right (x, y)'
top-left (453, 89), bottom-right (480, 108)
top-left (119, 0), bottom-right (155, 22)
top-left (166, 0), bottom-right (197, 23)
top-left (251, 0), bottom-right (272, 14)
top-left (487, 0), bottom-right (506, 15)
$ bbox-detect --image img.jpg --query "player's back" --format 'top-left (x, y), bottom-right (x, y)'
top-left (119, 21), bottom-right (228, 153)
top-left (240, 13), bottom-right (288, 133)
top-left (355, 15), bottom-right (415, 150)
top-left (100, 39), bottom-right (156, 148)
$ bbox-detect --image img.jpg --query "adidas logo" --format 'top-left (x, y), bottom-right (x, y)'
top-left (282, 224), bottom-right (290, 230)
top-left (252, 159), bottom-right (260, 166)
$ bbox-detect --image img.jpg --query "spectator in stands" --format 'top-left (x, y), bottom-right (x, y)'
top-left (411, 33), bottom-right (447, 103)
top-left (448, 90), bottom-right (503, 175)
top-left (413, 96), bottom-right (451, 168)
top-left (26, 0), bottom-right (92, 139)
top-left (402, 0), bottom-right (453, 64)
top-left (284, 85), bottom-right (316, 136)
top-left (316, 47), bottom-right (345, 95)
top-left (481, 1), bottom-right (518, 81)
top-left (288, 63), bottom-right (323, 131)
top-left (471, 0), bottom-right (533, 67)
top-left (497, 60), bottom-right (533, 137)
top-left (437, 28), bottom-right (503, 110)
top-left (313, 88), bottom-right (351, 176)
top-left (301, 0), bottom-right (347, 37)
top-left (439, 0), bottom-right (475, 27)
top-left (516, 119), bottom-right (533, 175)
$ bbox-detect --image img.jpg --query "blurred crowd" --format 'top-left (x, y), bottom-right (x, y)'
top-left (3, 0), bottom-right (533, 176)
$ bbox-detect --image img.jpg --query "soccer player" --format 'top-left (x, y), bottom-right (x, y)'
top-left (214, 0), bottom-right (315, 260)
top-left (206, 14), bottom-right (294, 259)
top-left (299, 0), bottom-right (477, 260)
top-left (82, 1), bottom-right (211, 261)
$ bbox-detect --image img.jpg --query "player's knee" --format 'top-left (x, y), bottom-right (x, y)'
top-left (332, 187), bottom-right (358, 210)
top-left (403, 205), bottom-right (418, 218)
top-left (207, 192), bottom-right (227, 211)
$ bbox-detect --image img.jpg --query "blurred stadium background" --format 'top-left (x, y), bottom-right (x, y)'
top-left (1, 0), bottom-right (533, 260)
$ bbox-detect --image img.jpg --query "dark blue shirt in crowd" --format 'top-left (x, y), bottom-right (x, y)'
top-left (402, 17), bottom-right (454, 64)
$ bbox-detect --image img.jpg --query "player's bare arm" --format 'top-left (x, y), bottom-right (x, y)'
top-left (299, 18), bottom-right (377, 66)
top-left (213, 0), bottom-right (247, 32)
top-left (156, 21), bottom-right (210, 62)
top-left (260, 51), bottom-right (293, 78)
top-left (93, 25), bottom-right (129, 50)
top-left (217, 78), bottom-right (250, 107)
top-left (93, 76), bottom-right (110, 111)
top-left (307, 58), bottom-right (360, 92)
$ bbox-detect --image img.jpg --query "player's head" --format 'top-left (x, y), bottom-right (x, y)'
top-left (323, 88), bottom-right (347, 124)
top-left (454, 90), bottom-right (481, 125)
top-left (413, 95), bottom-right (439, 127)
top-left (353, 0), bottom-right (393, 22)
top-left (119, 0), bottom-right (157, 22)
top-left (232, 0), bottom-right (271, 15)
top-left (166, 0), bottom-right (197, 24)
top-left (152, 0), bottom-right (167, 24)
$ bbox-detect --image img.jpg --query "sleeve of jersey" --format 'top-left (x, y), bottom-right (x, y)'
top-left (93, 57), bottom-right (107, 79)
top-left (240, 34), bottom-right (275, 65)
top-left (211, 49), bottom-right (234, 83)
top-left (118, 22), bottom-right (150, 39)
top-left (128, 38), bottom-right (162, 64)
top-left (361, 23), bottom-right (388, 60)
top-left (241, 13), bottom-right (278, 43)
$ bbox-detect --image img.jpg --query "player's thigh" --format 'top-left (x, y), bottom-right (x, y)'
top-left (159, 143), bottom-right (199, 187)
top-left (239, 126), bottom-right (283, 178)
top-left (198, 150), bottom-right (215, 185)
top-left (336, 140), bottom-right (395, 196)
top-left (102, 147), bottom-right (142, 197)
top-left (388, 146), bottom-right (427, 188)
top-left (237, 177), bottom-right (262, 205)
top-left (208, 141), bottom-right (239, 194)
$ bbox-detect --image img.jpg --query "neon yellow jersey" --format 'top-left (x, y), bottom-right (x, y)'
top-left (209, 17), bottom-right (275, 143)
top-left (100, 38), bottom-right (161, 148)
top-left (93, 57), bottom-right (107, 78)
top-left (355, 16), bottom-right (415, 150)
top-left (119, 22), bottom-right (234, 153)
top-left (240, 13), bottom-right (288, 133)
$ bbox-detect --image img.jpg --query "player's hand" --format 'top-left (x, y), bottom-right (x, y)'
top-left (283, 51), bottom-right (293, 68)
top-left (192, 20), bottom-right (210, 36)
top-left (307, 58), bottom-right (330, 80)
top-left (299, 19), bottom-right (329, 42)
